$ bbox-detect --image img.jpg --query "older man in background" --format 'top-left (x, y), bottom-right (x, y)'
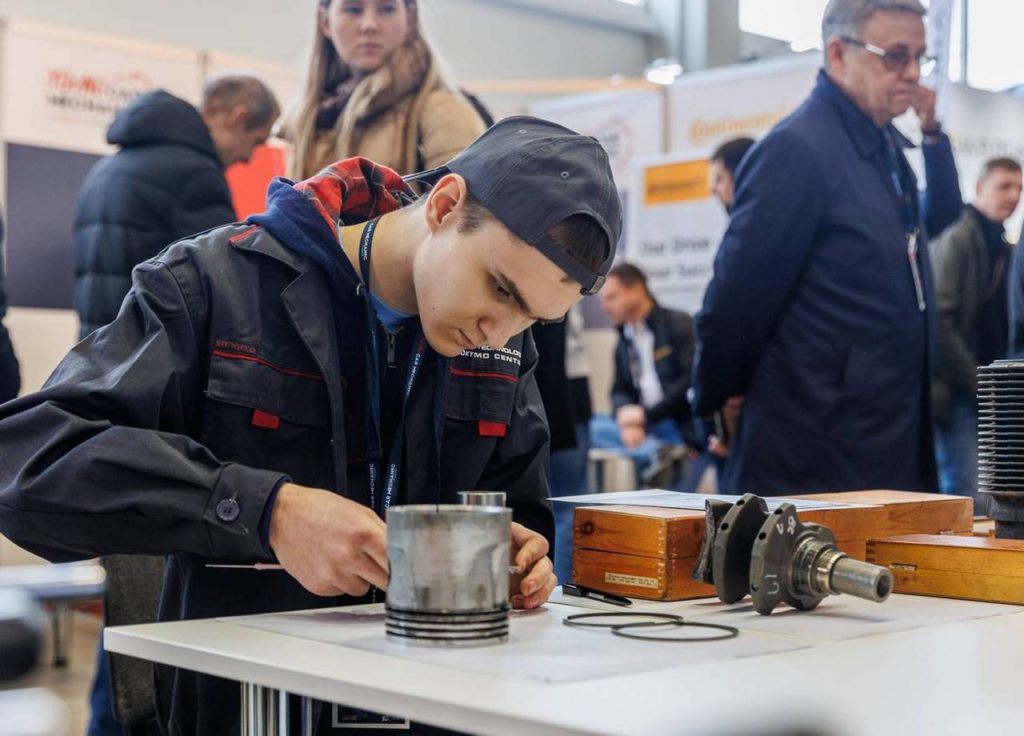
top-left (693, 0), bottom-right (962, 495)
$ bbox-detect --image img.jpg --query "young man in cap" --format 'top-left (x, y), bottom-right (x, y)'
top-left (0, 116), bottom-right (620, 735)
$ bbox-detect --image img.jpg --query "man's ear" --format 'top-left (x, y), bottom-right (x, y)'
top-left (423, 174), bottom-right (468, 234)
top-left (227, 105), bottom-right (251, 131)
top-left (825, 37), bottom-right (846, 74)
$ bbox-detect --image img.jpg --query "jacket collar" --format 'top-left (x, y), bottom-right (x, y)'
top-left (228, 225), bottom-right (311, 274)
top-left (813, 69), bottom-right (915, 159)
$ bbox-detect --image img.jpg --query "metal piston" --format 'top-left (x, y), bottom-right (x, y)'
top-left (386, 505), bottom-right (511, 647)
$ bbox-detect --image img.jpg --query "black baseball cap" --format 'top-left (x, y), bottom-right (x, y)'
top-left (405, 115), bottom-right (621, 296)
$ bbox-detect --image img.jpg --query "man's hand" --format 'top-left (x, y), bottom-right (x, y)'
top-left (509, 522), bottom-right (557, 610)
top-left (620, 425), bottom-right (647, 449)
top-left (269, 482), bottom-right (388, 598)
top-left (616, 404), bottom-right (647, 449)
top-left (722, 395), bottom-right (744, 442)
top-left (912, 85), bottom-right (938, 132)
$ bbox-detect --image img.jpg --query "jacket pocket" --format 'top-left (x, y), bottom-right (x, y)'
top-left (445, 348), bottom-right (520, 425)
top-left (200, 350), bottom-right (331, 486)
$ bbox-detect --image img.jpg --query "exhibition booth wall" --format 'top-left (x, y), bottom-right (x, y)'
top-left (5, 19), bottom-right (1024, 414)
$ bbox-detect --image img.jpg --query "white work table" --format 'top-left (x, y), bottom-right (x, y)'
top-left (106, 591), bottom-right (1024, 736)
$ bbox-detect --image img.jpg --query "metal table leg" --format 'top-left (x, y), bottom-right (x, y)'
top-left (50, 602), bottom-right (72, 668)
top-left (240, 683), bottom-right (290, 735)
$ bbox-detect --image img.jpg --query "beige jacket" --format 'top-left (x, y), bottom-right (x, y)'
top-left (307, 86), bottom-right (484, 177)
top-left (292, 40), bottom-right (485, 179)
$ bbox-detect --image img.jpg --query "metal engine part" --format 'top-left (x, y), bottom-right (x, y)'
top-left (712, 494), bottom-right (770, 603)
top-left (750, 503), bottom-right (892, 614)
top-left (977, 359), bottom-right (1024, 539)
top-left (386, 504), bottom-right (511, 647)
top-left (702, 494), bottom-right (893, 615)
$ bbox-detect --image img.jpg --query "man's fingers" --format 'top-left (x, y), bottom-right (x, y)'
top-left (519, 555), bottom-right (553, 598)
top-left (348, 550), bottom-right (390, 591)
top-left (360, 527), bottom-right (390, 577)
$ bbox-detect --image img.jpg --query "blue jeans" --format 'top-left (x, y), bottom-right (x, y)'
top-left (550, 422), bottom-right (592, 584)
top-left (935, 391), bottom-right (983, 514)
top-left (88, 635), bottom-right (121, 736)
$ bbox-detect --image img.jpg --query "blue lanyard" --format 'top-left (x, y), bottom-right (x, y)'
top-left (883, 129), bottom-right (927, 313)
top-left (358, 218), bottom-right (427, 517)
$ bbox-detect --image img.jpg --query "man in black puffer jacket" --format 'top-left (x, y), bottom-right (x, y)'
top-left (72, 75), bottom-right (280, 339)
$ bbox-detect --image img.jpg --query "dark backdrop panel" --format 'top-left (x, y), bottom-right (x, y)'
top-left (5, 143), bottom-right (101, 309)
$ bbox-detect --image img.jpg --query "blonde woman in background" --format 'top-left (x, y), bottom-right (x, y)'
top-left (281, 0), bottom-right (485, 179)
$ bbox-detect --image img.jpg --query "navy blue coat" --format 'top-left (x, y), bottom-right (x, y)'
top-left (72, 90), bottom-right (237, 339)
top-left (693, 71), bottom-right (962, 495)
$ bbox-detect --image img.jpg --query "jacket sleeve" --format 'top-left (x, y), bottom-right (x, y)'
top-left (920, 133), bottom-right (962, 239)
top-left (930, 222), bottom-right (979, 393)
top-left (0, 257), bottom-right (284, 563)
top-left (692, 131), bottom-right (827, 416)
top-left (475, 343), bottom-right (555, 551)
top-left (418, 91), bottom-right (486, 170)
top-left (0, 267), bottom-right (19, 404)
top-left (645, 311), bottom-right (695, 427)
top-left (610, 336), bottom-right (639, 415)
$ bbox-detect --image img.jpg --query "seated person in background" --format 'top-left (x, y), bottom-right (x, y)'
top-left (595, 262), bottom-right (699, 489)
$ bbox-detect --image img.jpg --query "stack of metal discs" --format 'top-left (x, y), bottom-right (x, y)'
top-left (385, 505), bottom-right (512, 647)
top-left (978, 360), bottom-right (1024, 539)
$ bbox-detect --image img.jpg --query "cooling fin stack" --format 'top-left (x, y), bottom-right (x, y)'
top-left (978, 360), bottom-right (1024, 538)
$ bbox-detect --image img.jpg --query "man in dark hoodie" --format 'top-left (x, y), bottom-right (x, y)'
top-left (71, 74), bottom-right (278, 736)
top-left (72, 74), bottom-right (279, 339)
top-left (0, 117), bottom-right (619, 734)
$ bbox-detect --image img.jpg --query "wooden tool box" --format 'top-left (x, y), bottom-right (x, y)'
top-left (866, 534), bottom-right (1024, 605)
top-left (572, 491), bottom-right (974, 601)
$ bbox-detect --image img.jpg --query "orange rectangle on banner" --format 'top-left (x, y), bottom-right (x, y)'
top-left (644, 160), bottom-right (710, 206)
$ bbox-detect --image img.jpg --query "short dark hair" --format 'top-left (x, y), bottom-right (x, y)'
top-left (710, 137), bottom-right (756, 175)
top-left (979, 157), bottom-right (1023, 181)
top-left (607, 262), bottom-right (648, 292)
top-left (457, 195), bottom-right (610, 274)
top-left (201, 74), bottom-right (280, 131)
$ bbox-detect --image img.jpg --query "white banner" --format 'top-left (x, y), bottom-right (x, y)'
top-left (625, 150), bottom-right (727, 316)
top-left (0, 20), bottom-right (201, 155)
top-left (530, 89), bottom-right (664, 192)
top-left (926, 0), bottom-right (956, 121)
top-left (668, 55), bottom-right (818, 152)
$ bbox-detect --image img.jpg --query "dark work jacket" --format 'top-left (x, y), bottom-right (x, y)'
top-left (693, 70), bottom-right (962, 495)
top-left (0, 222), bottom-right (552, 734)
top-left (73, 89), bottom-right (237, 338)
top-left (612, 303), bottom-right (697, 446)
